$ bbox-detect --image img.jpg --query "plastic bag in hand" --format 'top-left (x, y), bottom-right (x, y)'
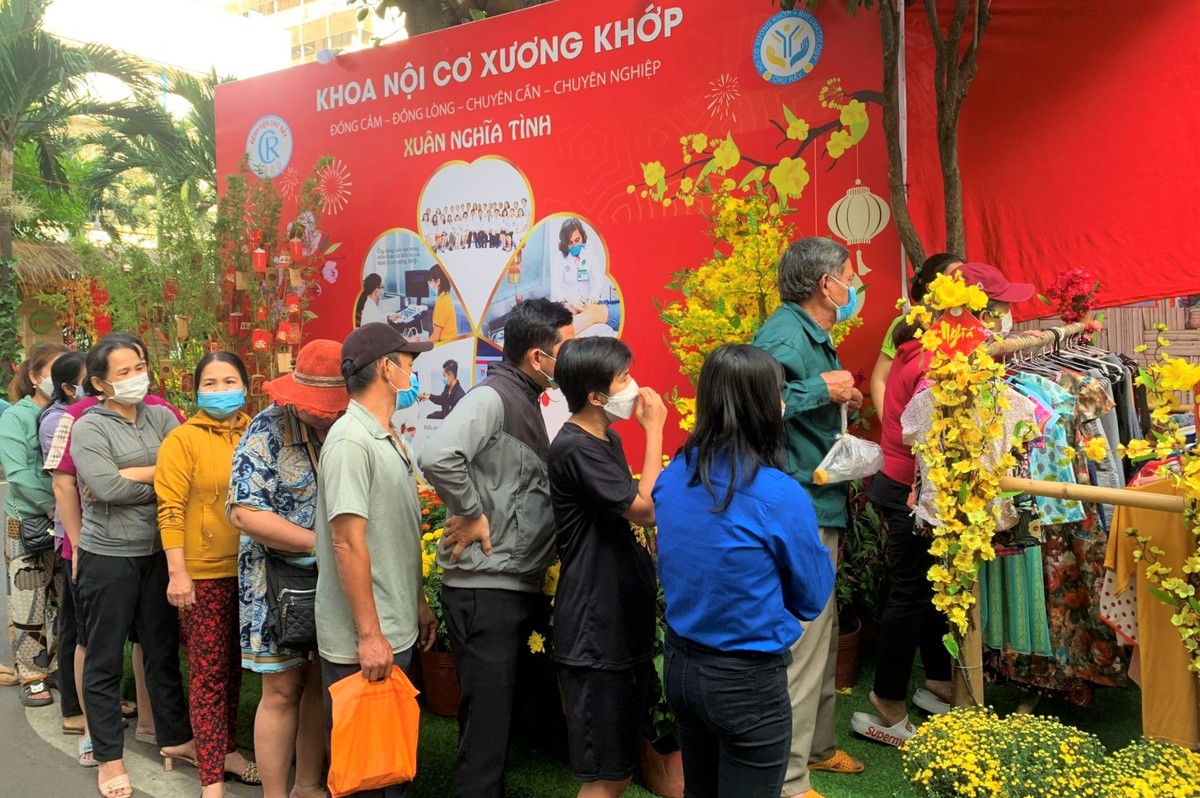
top-left (328, 665), bottom-right (420, 797)
top-left (812, 405), bottom-right (883, 485)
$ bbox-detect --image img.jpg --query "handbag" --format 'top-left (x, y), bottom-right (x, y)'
top-left (18, 515), bottom-right (54, 554)
top-left (264, 549), bottom-right (318, 649)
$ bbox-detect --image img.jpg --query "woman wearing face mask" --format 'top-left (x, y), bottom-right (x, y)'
top-left (36, 351), bottom-right (89, 750)
top-left (228, 340), bottom-right (350, 798)
top-left (154, 353), bottom-right (258, 794)
top-left (852, 262), bottom-right (1033, 748)
top-left (548, 338), bottom-right (667, 798)
top-left (0, 341), bottom-right (69, 708)
top-left (71, 338), bottom-right (195, 798)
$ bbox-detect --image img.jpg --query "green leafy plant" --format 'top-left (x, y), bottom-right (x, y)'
top-left (835, 478), bottom-right (888, 628)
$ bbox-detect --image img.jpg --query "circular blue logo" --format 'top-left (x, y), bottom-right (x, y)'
top-left (245, 114), bottom-right (293, 179)
top-left (753, 10), bottom-right (823, 85)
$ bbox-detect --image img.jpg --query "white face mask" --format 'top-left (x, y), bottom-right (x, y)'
top-left (37, 375), bottom-right (55, 398)
top-left (999, 312), bottom-right (1013, 334)
top-left (601, 378), bottom-right (640, 422)
top-left (105, 372), bottom-right (150, 406)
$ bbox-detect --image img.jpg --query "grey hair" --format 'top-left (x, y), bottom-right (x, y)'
top-left (777, 237), bottom-right (850, 304)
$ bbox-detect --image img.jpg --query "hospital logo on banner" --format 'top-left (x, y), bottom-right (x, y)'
top-left (246, 114), bottom-right (294, 179)
top-left (753, 10), bottom-right (823, 85)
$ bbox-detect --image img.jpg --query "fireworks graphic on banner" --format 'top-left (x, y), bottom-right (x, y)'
top-left (705, 74), bottom-right (741, 121)
top-left (278, 166), bottom-right (300, 200)
top-left (317, 159), bottom-right (352, 215)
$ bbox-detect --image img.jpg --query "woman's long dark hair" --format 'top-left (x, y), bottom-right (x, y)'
top-left (892, 252), bottom-right (964, 349)
top-left (354, 273), bottom-right (383, 327)
top-left (683, 344), bottom-right (785, 512)
top-left (49, 351), bottom-right (87, 405)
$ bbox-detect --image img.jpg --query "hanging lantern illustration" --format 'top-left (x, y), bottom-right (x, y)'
top-left (285, 293), bottom-right (301, 315)
top-left (276, 321), bottom-right (293, 342)
top-left (289, 237), bottom-right (304, 261)
top-left (827, 179), bottom-right (891, 307)
top-left (252, 328), bottom-right (271, 351)
top-left (252, 247), bottom-right (268, 274)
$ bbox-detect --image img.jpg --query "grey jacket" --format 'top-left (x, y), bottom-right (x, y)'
top-left (72, 403), bottom-right (179, 557)
top-left (418, 363), bottom-right (554, 592)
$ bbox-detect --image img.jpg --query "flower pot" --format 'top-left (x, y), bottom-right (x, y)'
top-left (835, 617), bottom-right (862, 691)
top-left (639, 736), bottom-right (684, 798)
top-left (419, 649), bottom-right (460, 717)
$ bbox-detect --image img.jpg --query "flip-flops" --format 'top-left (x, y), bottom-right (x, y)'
top-left (63, 714), bottom-right (86, 735)
top-left (18, 681), bottom-right (53, 707)
top-left (913, 687), bottom-right (951, 716)
top-left (78, 736), bottom-right (98, 767)
top-left (809, 747), bottom-right (866, 773)
top-left (120, 700), bottom-right (137, 719)
top-left (97, 773), bottom-right (132, 798)
top-left (851, 711), bottom-right (915, 748)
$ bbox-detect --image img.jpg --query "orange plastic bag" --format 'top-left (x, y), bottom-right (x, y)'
top-left (328, 665), bottom-right (421, 797)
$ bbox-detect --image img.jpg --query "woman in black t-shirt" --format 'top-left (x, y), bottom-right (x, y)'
top-left (548, 338), bottom-right (667, 797)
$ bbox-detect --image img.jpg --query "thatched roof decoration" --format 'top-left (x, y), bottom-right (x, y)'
top-left (12, 240), bottom-right (81, 291)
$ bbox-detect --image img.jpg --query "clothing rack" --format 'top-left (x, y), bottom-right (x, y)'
top-left (948, 322), bottom-right (1187, 706)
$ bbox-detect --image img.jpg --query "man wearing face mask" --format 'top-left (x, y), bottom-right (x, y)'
top-left (420, 359), bottom-right (466, 420)
top-left (752, 237), bottom-right (865, 798)
top-left (313, 324), bottom-right (439, 791)
top-left (548, 337), bottom-right (666, 797)
top-left (419, 298), bottom-right (575, 798)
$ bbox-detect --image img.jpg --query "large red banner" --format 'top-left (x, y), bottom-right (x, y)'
top-left (215, 0), bottom-right (898, 456)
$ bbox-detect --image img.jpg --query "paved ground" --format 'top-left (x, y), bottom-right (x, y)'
top-left (0, 481), bottom-right (256, 797)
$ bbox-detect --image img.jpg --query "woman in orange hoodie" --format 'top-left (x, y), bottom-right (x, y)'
top-left (155, 352), bottom-right (258, 797)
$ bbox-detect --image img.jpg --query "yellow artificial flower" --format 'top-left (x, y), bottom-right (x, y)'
top-left (1157, 356), bottom-right (1200, 392)
top-left (826, 129), bottom-right (854, 158)
top-left (1083, 436), bottom-right (1109, 462)
top-left (527, 631), bottom-right (546, 654)
top-left (542, 561), bottom-right (560, 597)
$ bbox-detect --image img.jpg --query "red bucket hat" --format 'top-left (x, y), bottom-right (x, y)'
top-left (264, 339), bottom-right (349, 419)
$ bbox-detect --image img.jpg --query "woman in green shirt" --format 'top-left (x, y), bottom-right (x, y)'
top-left (0, 341), bottom-right (69, 706)
top-left (868, 253), bottom-right (962, 409)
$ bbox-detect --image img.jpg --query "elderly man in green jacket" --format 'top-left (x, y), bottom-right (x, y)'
top-left (753, 236), bottom-right (864, 798)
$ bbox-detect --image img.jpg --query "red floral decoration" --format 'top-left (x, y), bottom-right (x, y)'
top-left (1040, 267), bottom-right (1101, 324)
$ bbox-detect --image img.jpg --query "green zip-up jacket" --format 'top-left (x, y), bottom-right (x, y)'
top-left (752, 302), bottom-right (849, 529)
top-left (0, 397), bottom-right (54, 521)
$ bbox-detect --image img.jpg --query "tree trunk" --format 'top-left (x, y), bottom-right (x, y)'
top-left (0, 143), bottom-right (19, 372)
top-left (1, 143), bottom-right (13, 264)
top-left (879, 0), bottom-right (926, 268)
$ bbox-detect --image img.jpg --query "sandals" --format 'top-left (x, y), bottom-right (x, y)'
top-left (851, 711), bottom-right (915, 748)
top-left (226, 760), bottom-right (261, 785)
top-left (97, 773), bottom-right (132, 798)
top-left (913, 687), bottom-right (951, 716)
top-left (120, 700), bottom-right (137, 719)
top-left (134, 728), bottom-right (156, 745)
top-left (63, 714), bottom-right (86, 735)
top-left (78, 736), bottom-right (98, 767)
top-left (808, 748), bottom-right (866, 772)
top-left (19, 681), bottom-right (53, 707)
top-left (0, 664), bottom-right (17, 687)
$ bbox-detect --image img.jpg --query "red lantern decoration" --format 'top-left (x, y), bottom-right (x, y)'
top-left (252, 329), bottom-right (271, 351)
top-left (285, 294), bottom-right (301, 315)
top-left (228, 312), bottom-right (243, 339)
top-left (289, 237), bottom-right (304, 261)
top-left (252, 247), bottom-right (268, 274)
top-left (276, 321), bottom-right (292, 342)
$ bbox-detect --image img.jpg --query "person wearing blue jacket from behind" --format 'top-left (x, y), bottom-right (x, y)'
top-left (653, 344), bottom-right (835, 798)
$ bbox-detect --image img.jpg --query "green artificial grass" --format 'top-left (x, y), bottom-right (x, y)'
top-left (122, 644), bottom-right (1145, 797)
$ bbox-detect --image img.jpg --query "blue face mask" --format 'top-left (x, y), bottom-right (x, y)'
top-left (198, 389), bottom-right (245, 420)
top-left (442, 376), bottom-right (449, 388)
top-left (389, 363), bottom-right (420, 411)
top-left (827, 275), bottom-right (859, 323)
top-left (568, 243), bottom-right (584, 257)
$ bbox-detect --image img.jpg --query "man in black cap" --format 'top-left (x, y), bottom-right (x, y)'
top-left (314, 323), bottom-right (438, 796)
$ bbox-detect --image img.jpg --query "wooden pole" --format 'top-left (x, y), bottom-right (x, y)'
top-left (954, 583), bottom-right (984, 708)
top-left (999, 476), bottom-right (1184, 514)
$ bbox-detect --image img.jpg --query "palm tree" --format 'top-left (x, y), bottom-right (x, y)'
top-left (87, 68), bottom-right (226, 217)
top-left (0, 0), bottom-right (165, 364)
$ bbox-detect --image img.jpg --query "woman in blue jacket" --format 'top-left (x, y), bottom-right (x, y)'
top-left (653, 344), bottom-right (835, 798)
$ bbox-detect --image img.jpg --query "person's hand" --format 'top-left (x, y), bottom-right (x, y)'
top-left (166, 571), bottom-right (195, 610)
top-left (418, 600), bottom-right (438, 653)
top-left (821, 370), bottom-right (856, 403)
top-left (635, 387), bottom-right (667, 434)
top-left (71, 557), bottom-right (79, 583)
top-left (357, 631), bottom-right (393, 682)
top-left (847, 388), bottom-right (864, 415)
top-left (80, 486), bottom-right (96, 504)
top-left (441, 514), bottom-right (492, 564)
top-left (417, 393), bottom-right (430, 402)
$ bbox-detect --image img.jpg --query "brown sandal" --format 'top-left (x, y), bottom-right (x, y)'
top-left (809, 749), bottom-right (864, 774)
top-left (97, 773), bottom-right (132, 798)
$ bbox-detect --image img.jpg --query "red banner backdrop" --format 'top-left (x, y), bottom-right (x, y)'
top-left (904, 0), bottom-right (1200, 319)
top-left (215, 0), bottom-right (899, 455)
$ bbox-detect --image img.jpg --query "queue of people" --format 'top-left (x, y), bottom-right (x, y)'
top-left (1, 236), bottom-right (1027, 798)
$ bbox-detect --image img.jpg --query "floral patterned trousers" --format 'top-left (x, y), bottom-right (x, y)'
top-left (186, 578), bottom-right (242, 786)
top-left (4, 517), bottom-right (60, 684)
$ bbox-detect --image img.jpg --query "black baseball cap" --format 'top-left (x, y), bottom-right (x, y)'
top-left (342, 323), bottom-right (433, 373)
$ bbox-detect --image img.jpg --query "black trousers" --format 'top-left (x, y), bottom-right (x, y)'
top-left (663, 630), bottom-right (792, 798)
top-left (868, 473), bottom-right (951, 701)
top-left (320, 647), bottom-right (414, 798)
top-left (77, 550), bottom-right (191, 762)
top-left (441, 585), bottom-right (542, 798)
top-left (57, 556), bottom-right (82, 718)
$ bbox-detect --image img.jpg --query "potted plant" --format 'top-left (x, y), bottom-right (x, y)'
top-left (834, 478), bottom-right (888, 690)
top-left (417, 487), bottom-right (459, 717)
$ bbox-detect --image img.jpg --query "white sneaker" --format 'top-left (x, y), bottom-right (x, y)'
top-left (913, 687), bottom-right (951, 715)
top-left (851, 711), bottom-right (915, 747)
